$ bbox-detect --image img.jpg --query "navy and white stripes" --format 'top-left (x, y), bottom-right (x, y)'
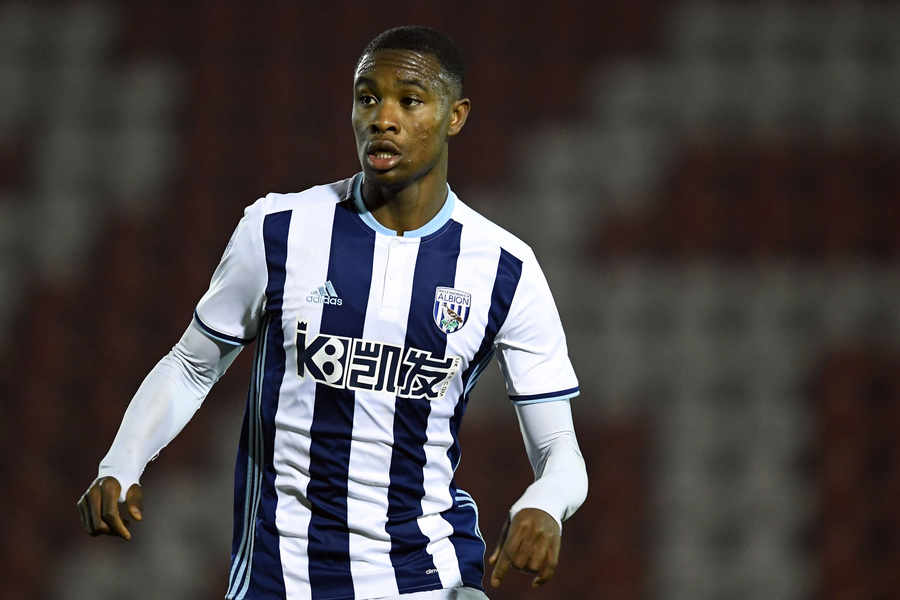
top-left (198, 180), bottom-right (579, 598)
top-left (386, 220), bottom-right (464, 594)
top-left (306, 200), bottom-right (376, 599)
top-left (226, 210), bottom-right (292, 599)
top-left (226, 314), bottom-right (271, 599)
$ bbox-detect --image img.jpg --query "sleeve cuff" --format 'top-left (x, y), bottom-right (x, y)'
top-left (94, 471), bottom-right (141, 503)
top-left (509, 496), bottom-right (564, 534)
top-left (509, 386), bottom-right (580, 405)
top-left (193, 310), bottom-right (254, 346)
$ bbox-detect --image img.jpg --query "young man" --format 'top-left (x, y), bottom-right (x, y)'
top-left (77, 26), bottom-right (587, 600)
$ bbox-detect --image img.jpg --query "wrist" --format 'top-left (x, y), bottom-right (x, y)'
top-left (509, 490), bottom-right (564, 534)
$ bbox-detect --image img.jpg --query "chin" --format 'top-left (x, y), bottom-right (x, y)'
top-left (362, 166), bottom-right (411, 188)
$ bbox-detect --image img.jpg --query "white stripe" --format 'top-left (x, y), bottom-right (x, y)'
top-left (439, 226), bottom-right (501, 574)
top-left (226, 319), bottom-right (265, 596)
top-left (275, 197), bottom-right (336, 599)
top-left (453, 489), bottom-right (484, 545)
top-left (416, 227), bottom-right (495, 590)
top-left (463, 350), bottom-right (494, 398)
top-left (457, 502), bottom-right (483, 544)
top-left (418, 512), bottom-right (461, 589)
top-left (347, 234), bottom-right (418, 599)
top-left (227, 318), bottom-right (269, 598)
top-left (226, 332), bottom-right (262, 593)
top-left (234, 324), bottom-right (270, 600)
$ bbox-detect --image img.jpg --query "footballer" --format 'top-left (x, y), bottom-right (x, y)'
top-left (78, 26), bottom-right (587, 600)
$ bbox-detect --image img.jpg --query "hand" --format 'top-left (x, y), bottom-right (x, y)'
top-left (488, 507), bottom-right (561, 589)
top-left (77, 476), bottom-right (143, 540)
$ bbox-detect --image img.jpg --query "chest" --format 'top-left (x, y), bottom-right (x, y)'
top-left (272, 229), bottom-right (498, 402)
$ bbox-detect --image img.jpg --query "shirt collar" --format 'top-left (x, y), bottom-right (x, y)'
top-left (352, 173), bottom-right (456, 238)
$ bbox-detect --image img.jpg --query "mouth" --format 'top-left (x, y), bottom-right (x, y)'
top-left (365, 140), bottom-right (402, 171)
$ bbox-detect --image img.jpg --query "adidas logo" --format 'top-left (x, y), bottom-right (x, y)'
top-left (306, 281), bottom-right (343, 306)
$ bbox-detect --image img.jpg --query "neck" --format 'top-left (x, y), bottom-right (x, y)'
top-left (361, 151), bottom-right (449, 236)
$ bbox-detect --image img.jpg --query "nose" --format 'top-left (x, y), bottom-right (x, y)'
top-left (370, 100), bottom-right (400, 134)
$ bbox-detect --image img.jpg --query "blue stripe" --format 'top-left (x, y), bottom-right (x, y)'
top-left (462, 349), bottom-right (494, 401)
top-left (193, 310), bottom-right (254, 345)
top-left (451, 248), bottom-right (522, 468)
top-left (306, 200), bottom-right (376, 600)
top-left (510, 386), bottom-right (580, 403)
top-left (231, 318), bottom-right (272, 598)
top-left (442, 247), bottom-right (523, 590)
top-left (226, 321), bottom-right (260, 596)
top-left (386, 220), bottom-right (463, 593)
top-left (240, 210), bottom-right (291, 599)
top-left (227, 317), bottom-right (268, 598)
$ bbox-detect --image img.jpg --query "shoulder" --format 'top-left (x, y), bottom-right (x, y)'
top-left (247, 176), bottom-right (355, 220)
top-left (451, 194), bottom-right (536, 265)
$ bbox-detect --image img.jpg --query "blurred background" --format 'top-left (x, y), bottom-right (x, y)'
top-left (2, 1), bottom-right (899, 599)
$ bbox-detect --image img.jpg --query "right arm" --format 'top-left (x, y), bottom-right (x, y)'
top-left (76, 322), bottom-right (241, 539)
top-left (77, 199), bottom-right (268, 540)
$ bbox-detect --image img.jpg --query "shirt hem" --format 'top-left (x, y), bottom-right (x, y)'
top-left (298, 581), bottom-right (484, 600)
top-left (509, 386), bottom-right (580, 404)
top-left (193, 310), bottom-right (254, 345)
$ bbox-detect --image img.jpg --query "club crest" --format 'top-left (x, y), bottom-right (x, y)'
top-left (433, 286), bottom-right (471, 334)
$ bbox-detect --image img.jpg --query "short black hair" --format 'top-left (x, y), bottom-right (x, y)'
top-left (359, 26), bottom-right (465, 96)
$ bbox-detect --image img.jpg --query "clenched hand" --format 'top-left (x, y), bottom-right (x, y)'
top-left (77, 476), bottom-right (143, 540)
top-left (488, 507), bottom-right (561, 589)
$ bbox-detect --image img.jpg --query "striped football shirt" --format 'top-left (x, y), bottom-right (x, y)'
top-left (194, 173), bottom-right (579, 600)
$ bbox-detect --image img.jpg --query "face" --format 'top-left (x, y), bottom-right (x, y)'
top-left (352, 49), bottom-right (469, 188)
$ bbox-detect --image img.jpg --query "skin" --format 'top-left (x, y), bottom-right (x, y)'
top-left (78, 47), bottom-right (562, 590)
top-left (352, 48), bottom-right (469, 234)
top-left (77, 476), bottom-right (143, 540)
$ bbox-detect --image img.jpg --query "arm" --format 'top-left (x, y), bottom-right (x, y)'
top-left (510, 399), bottom-right (588, 528)
top-left (488, 399), bottom-right (588, 589)
top-left (77, 199), bottom-right (267, 540)
top-left (76, 322), bottom-right (241, 540)
top-left (486, 247), bottom-right (585, 587)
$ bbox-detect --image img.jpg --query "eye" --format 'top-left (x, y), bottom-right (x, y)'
top-left (358, 94), bottom-right (377, 106)
top-left (402, 97), bottom-right (423, 107)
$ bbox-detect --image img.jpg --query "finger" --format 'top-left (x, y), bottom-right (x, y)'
top-left (87, 486), bottom-right (110, 535)
top-left (504, 521), bottom-right (531, 570)
top-left (100, 481), bottom-right (131, 540)
top-left (533, 534), bottom-right (561, 587)
top-left (491, 521), bottom-right (526, 588)
top-left (527, 541), bottom-right (547, 573)
top-left (490, 545), bottom-right (513, 588)
top-left (77, 496), bottom-right (91, 534)
top-left (532, 553), bottom-right (558, 587)
top-left (125, 484), bottom-right (143, 521)
top-left (488, 517), bottom-right (509, 566)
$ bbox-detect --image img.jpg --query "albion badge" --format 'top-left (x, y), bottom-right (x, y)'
top-left (433, 286), bottom-right (471, 334)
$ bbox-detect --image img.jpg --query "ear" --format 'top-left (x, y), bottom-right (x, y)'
top-left (447, 97), bottom-right (471, 137)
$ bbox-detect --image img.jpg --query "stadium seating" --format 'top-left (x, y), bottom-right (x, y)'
top-left (3, 2), bottom-right (900, 599)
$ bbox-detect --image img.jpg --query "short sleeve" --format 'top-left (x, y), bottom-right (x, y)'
top-left (495, 249), bottom-right (579, 405)
top-left (193, 199), bottom-right (267, 345)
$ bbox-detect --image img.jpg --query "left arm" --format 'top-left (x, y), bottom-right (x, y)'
top-left (489, 399), bottom-right (588, 588)
top-left (488, 245), bottom-right (585, 588)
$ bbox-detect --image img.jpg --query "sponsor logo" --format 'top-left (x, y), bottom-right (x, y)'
top-left (307, 280), bottom-right (342, 306)
top-left (296, 321), bottom-right (461, 401)
top-left (433, 286), bottom-right (471, 334)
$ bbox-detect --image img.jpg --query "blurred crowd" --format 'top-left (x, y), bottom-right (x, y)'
top-left (1, 2), bottom-right (899, 599)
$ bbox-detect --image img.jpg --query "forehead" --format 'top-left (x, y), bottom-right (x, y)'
top-left (354, 49), bottom-right (447, 89)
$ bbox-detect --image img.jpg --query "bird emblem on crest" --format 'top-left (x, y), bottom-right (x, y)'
top-left (433, 286), bottom-right (472, 334)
